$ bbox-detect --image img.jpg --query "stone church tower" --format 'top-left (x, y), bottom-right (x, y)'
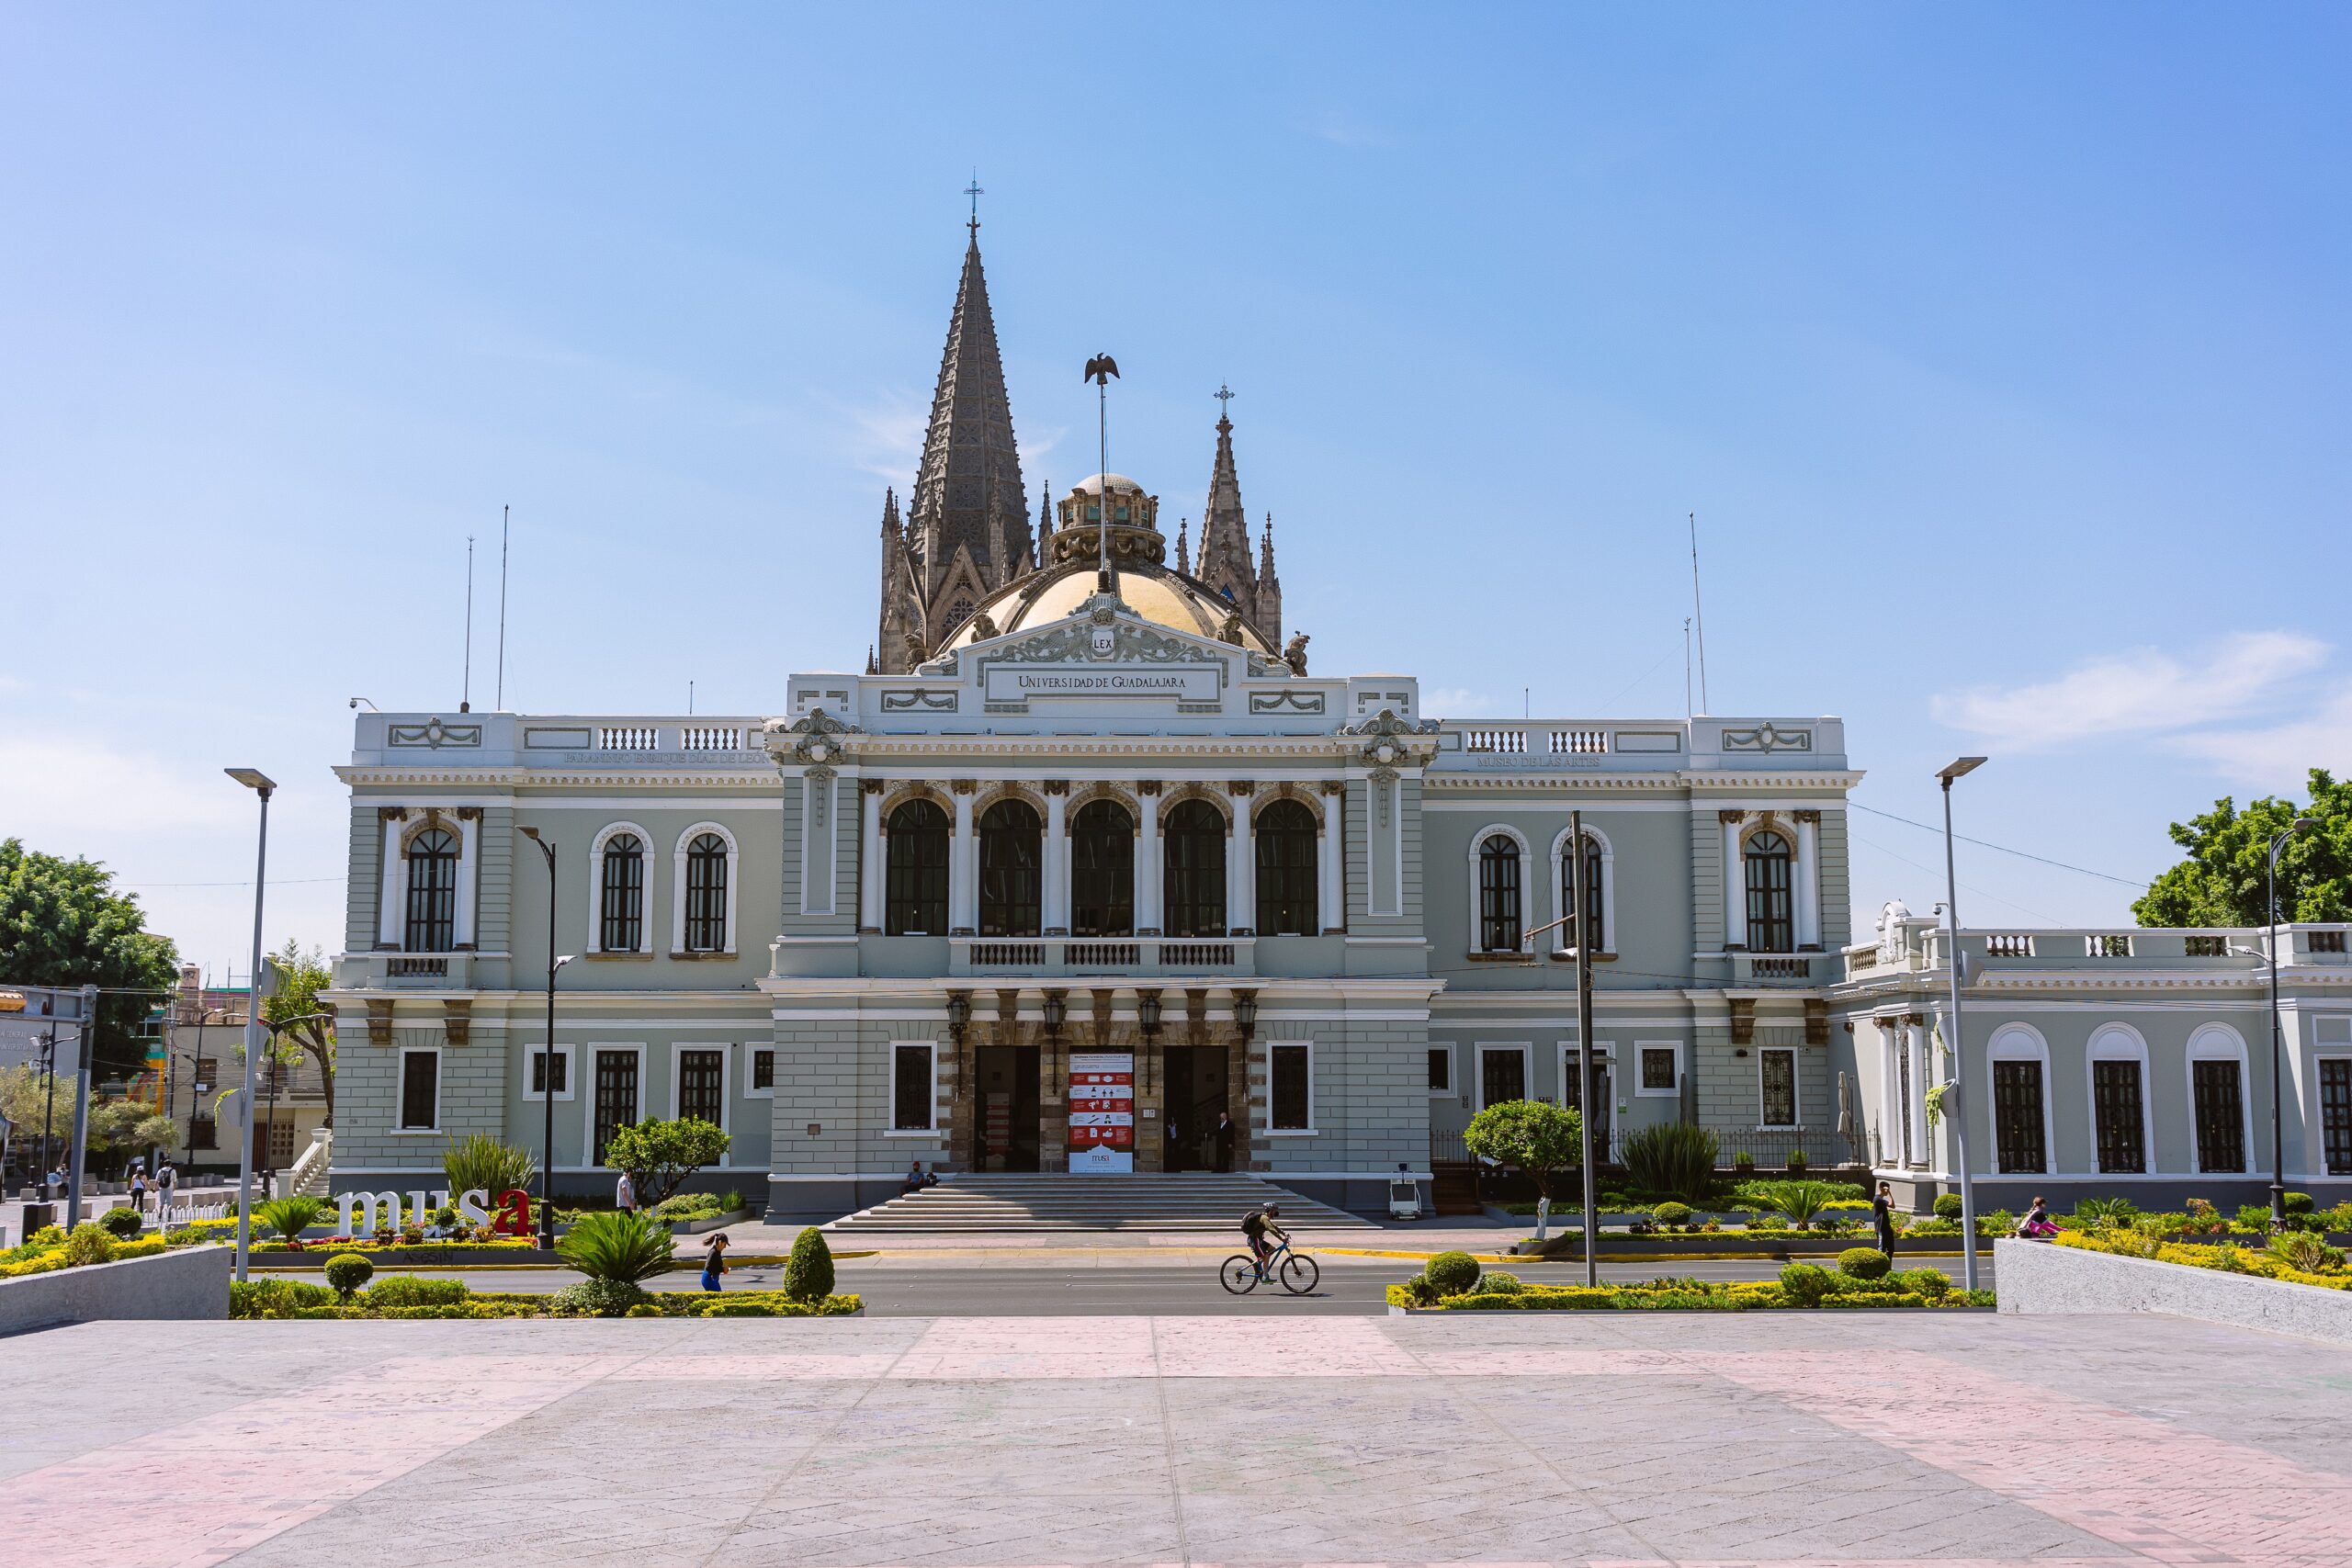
top-left (1194, 398), bottom-right (1283, 651)
top-left (875, 218), bottom-right (1034, 674)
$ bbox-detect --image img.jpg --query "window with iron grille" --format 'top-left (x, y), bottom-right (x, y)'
top-left (1759, 1048), bottom-right (1796, 1128)
top-left (2092, 1059), bottom-right (2146, 1172)
top-left (978, 798), bottom-right (1042, 937)
top-left (593, 1049), bottom-right (639, 1165)
top-left (1160, 799), bottom-right (1226, 938)
top-left (684, 834), bottom-right (729, 952)
top-left (2190, 1058), bottom-right (2245, 1172)
top-left (599, 833), bottom-right (644, 952)
top-left (1477, 835), bottom-right (1521, 952)
top-left (1070, 798), bottom-right (1136, 936)
top-left (677, 1049), bottom-right (724, 1127)
top-left (1992, 1058), bottom-right (2045, 1173)
top-left (1254, 799), bottom-right (1317, 935)
top-left (191, 1115), bottom-right (217, 1150)
top-left (1563, 1055), bottom-right (1611, 1149)
top-left (892, 1044), bottom-right (933, 1131)
top-left (530, 1047), bottom-right (569, 1097)
top-left (1270, 1044), bottom-right (1311, 1129)
top-left (403, 829), bottom-right (458, 953)
top-left (398, 1050), bottom-right (438, 1130)
top-left (1641, 1045), bottom-right (1676, 1091)
top-left (1744, 831), bottom-right (1793, 953)
top-left (1559, 836), bottom-right (1604, 952)
top-left (1894, 1037), bottom-right (1915, 1165)
top-left (1480, 1047), bottom-right (1525, 1108)
top-left (1427, 1046), bottom-right (1451, 1093)
top-left (2323, 1060), bottom-right (2352, 1176)
top-left (885, 800), bottom-right (949, 935)
top-left (751, 1048), bottom-right (775, 1091)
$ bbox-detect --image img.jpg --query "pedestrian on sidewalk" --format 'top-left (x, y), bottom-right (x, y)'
top-left (130, 1168), bottom-right (148, 1213)
top-left (1214, 1111), bottom-right (1236, 1174)
top-left (615, 1169), bottom-right (636, 1216)
top-left (157, 1163), bottom-right (177, 1231)
top-left (700, 1232), bottom-right (730, 1292)
top-left (1871, 1180), bottom-right (1898, 1257)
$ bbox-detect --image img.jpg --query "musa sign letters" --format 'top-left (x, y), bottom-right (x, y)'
top-left (984, 664), bottom-right (1218, 703)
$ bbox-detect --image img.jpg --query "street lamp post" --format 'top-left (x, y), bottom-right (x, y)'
top-left (257, 1012), bottom-right (331, 1201)
top-left (224, 767), bottom-right (277, 1284)
top-left (1937, 757), bottom-right (1986, 1294)
top-left (517, 828), bottom-right (572, 1251)
top-left (2266, 818), bottom-right (2314, 1230)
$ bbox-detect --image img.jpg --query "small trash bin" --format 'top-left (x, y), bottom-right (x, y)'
top-left (20, 1201), bottom-right (57, 1235)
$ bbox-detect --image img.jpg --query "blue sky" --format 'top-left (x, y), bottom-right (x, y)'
top-left (5, 6), bottom-right (2347, 980)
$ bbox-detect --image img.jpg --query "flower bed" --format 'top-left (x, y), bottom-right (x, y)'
top-left (1, 1224), bottom-right (173, 1279)
top-left (1390, 1248), bottom-right (1992, 1311)
top-left (230, 1276), bottom-right (858, 1320)
top-left (2050, 1229), bottom-right (2352, 1291)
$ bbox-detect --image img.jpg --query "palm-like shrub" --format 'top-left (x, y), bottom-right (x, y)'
top-left (1747, 1179), bottom-right (1842, 1230)
top-left (443, 1133), bottom-right (537, 1199)
top-left (557, 1210), bottom-right (674, 1284)
top-left (1621, 1123), bottom-right (1719, 1203)
top-left (2075, 1195), bottom-right (2140, 1228)
top-left (2270, 1229), bottom-right (2346, 1273)
top-left (255, 1195), bottom-right (330, 1243)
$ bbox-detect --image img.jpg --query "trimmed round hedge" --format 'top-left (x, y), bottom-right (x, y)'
top-left (322, 1253), bottom-right (376, 1299)
top-left (97, 1206), bottom-right (143, 1239)
top-left (1425, 1250), bottom-right (1481, 1297)
top-left (1838, 1247), bottom-right (1892, 1280)
top-left (1932, 1193), bottom-right (1964, 1220)
top-left (1652, 1201), bottom-right (1692, 1226)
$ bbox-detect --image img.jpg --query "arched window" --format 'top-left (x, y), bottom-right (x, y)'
top-left (1558, 833), bottom-right (1604, 953)
top-left (886, 799), bottom-right (949, 935)
top-left (403, 829), bottom-right (458, 952)
top-left (1476, 833), bottom-right (1521, 952)
top-left (1744, 830), bottom-right (1793, 953)
top-left (1162, 799), bottom-right (1227, 938)
top-left (1254, 799), bottom-right (1317, 936)
top-left (684, 833), bottom-right (729, 952)
top-left (1069, 799), bottom-right (1135, 937)
top-left (978, 798), bottom-right (1042, 937)
top-left (599, 833), bottom-right (644, 953)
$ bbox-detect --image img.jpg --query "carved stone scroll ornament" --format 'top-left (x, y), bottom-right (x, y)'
top-left (1342, 707), bottom-right (1430, 771)
top-left (1722, 722), bottom-right (1813, 753)
top-left (763, 706), bottom-right (864, 768)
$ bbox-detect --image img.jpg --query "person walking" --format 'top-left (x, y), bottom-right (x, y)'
top-left (700, 1231), bottom-right (730, 1292)
top-left (615, 1169), bottom-right (637, 1217)
top-left (130, 1168), bottom-right (149, 1214)
top-left (1871, 1180), bottom-right (1899, 1258)
top-left (156, 1162), bottom-right (178, 1231)
top-left (1214, 1111), bottom-right (1237, 1174)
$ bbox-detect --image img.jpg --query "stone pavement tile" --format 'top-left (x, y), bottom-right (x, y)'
top-left (888, 1315), bottom-right (1160, 1380)
top-left (1161, 1378), bottom-right (1545, 1499)
top-left (1153, 1316), bottom-right (1425, 1378)
top-left (1175, 1484), bottom-right (1650, 1563)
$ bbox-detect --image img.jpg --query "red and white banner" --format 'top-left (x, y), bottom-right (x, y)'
top-left (1068, 1052), bottom-right (1135, 1168)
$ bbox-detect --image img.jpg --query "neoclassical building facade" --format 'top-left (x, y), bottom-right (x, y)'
top-left (322, 220), bottom-right (1867, 1215)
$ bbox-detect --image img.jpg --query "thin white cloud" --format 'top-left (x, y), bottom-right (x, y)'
top-left (1423, 686), bottom-right (1497, 718)
top-left (1305, 109), bottom-right (1395, 149)
top-left (2169, 688), bottom-right (2352, 789)
top-left (1931, 631), bottom-right (2328, 750)
top-left (837, 389), bottom-right (929, 487)
top-left (0, 737), bottom-right (251, 838)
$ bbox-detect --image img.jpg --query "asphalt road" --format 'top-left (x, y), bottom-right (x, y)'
top-left (370, 1252), bottom-right (1993, 1315)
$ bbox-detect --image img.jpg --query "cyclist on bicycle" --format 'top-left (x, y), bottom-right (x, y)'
top-left (1240, 1201), bottom-right (1287, 1274)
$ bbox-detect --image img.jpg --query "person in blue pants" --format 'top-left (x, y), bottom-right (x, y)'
top-left (700, 1232), bottom-right (730, 1292)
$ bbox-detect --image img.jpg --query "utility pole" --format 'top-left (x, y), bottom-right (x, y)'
top-left (65, 986), bottom-right (95, 1224)
top-left (1574, 809), bottom-right (1599, 1289)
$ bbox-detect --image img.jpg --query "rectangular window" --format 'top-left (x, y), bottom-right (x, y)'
top-left (1479, 1046), bottom-right (1526, 1109)
top-left (892, 1044), bottom-right (934, 1132)
top-left (1992, 1059), bottom-right (2046, 1174)
top-left (594, 1049), bottom-right (639, 1165)
top-left (2323, 1059), bottom-right (2352, 1177)
top-left (268, 1120), bottom-right (296, 1166)
top-left (1759, 1048), bottom-right (1796, 1128)
top-left (678, 1049), bottom-right (724, 1126)
top-left (2092, 1059), bottom-right (2146, 1173)
top-left (1427, 1046), bottom-right (1452, 1094)
top-left (1640, 1044), bottom-right (1677, 1093)
top-left (1270, 1044), bottom-right (1312, 1130)
top-left (190, 1115), bottom-right (218, 1150)
top-left (2192, 1058), bottom-right (2245, 1173)
top-left (751, 1048), bottom-right (775, 1092)
top-left (528, 1047), bottom-right (570, 1098)
top-left (398, 1050), bottom-right (438, 1131)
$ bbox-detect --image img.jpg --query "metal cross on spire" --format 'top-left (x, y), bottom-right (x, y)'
top-left (964, 172), bottom-right (984, 237)
top-left (1215, 382), bottom-right (1235, 424)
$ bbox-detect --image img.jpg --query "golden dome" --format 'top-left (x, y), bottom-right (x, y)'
top-left (942, 559), bottom-right (1276, 656)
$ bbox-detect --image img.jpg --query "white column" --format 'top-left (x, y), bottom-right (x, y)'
top-left (949, 787), bottom-right (976, 934)
top-left (1227, 795), bottom-right (1255, 934)
top-left (378, 811), bottom-right (406, 947)
top-left (858, 784), bottom-right (883, 931)
top-left (1316, 792), bottom-right (1340, 934)
top-left (1043, 786), bottom-right (1069, 934)
top-left (1795, 812), bottom-right (1822, 950)
top-left (451, 813), bottom-right (479, 947)
top-left (1907, 1023), bottom-right (1929, 1163)
top-left (1136, 789), bottom-right (1161, 934)
top-left (1722, 813), bottom-right (1747, 948)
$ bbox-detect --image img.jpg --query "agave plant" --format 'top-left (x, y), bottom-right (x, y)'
top-left (2075, 1195), bottom-right (2141, 1232)
top-left (1620, 1123), bottom-right (1720, 1205)
top-left (443, 1133), bottom-right (537, 1200)
top-left (254, 1195), bottom-right (331, 1244)
top-left (1744, 1179), bottom-right (1842, 1231)
top-left (556, 1210), bottom-right (675, 1285)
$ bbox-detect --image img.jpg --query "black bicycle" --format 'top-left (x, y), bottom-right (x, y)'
top-left (1219, 1235), bottom-right (1319, 1295)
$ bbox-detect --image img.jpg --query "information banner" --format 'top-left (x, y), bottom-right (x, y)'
top-left (1068, 1052), bottom-right (1135, 1171)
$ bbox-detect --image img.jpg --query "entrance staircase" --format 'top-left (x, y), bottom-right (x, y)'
top-left (824, 1173), bottom-right (1376, 1235)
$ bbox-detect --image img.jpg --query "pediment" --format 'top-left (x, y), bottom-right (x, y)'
top-left (922, 592), bottom-right (1281, 681)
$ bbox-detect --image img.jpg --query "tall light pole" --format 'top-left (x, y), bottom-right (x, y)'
top-left (224, 768), bottom-right (276, 1283)
top-left (517, 827), bottom-right (571, 1251)
top-left (2266, 818), bottom-right (2314, 1229)
top-left (1937, 757), bottom-right (1986, 1294)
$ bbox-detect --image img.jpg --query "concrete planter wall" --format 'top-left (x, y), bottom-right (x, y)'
top-left (0, 1246), bottom-right (231, 1336)
top-left (1996, 1238), bottom-right (2352, 1345)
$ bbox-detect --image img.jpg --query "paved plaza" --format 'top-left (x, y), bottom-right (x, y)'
top-left (3, 1311), bottom-right (2347, 1567)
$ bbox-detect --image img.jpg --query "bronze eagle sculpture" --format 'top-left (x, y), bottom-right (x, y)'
top-left (1084, 354), bottom-right (1119, 384)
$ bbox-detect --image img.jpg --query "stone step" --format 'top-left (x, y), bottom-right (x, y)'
top-left (826, 1173), bottom-right (1375, 1234)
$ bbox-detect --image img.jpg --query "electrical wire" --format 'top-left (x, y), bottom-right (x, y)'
top-left (1847, 800), bottom-right (2142, 887)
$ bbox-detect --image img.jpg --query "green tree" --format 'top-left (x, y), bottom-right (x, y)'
top-left (1461, 1098), bottom-right (1583, 1202)
top-left (258, 941), bottom-right (337, 1128)
top-left (0, 1066), bottom-right (180, 1175)
top-left (2133, 770), bottom-right (2352, 928)
top-left (601, 1117), bottom-right (730, 1207)
top-left (0, 839), bottom-right (180, 1077)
